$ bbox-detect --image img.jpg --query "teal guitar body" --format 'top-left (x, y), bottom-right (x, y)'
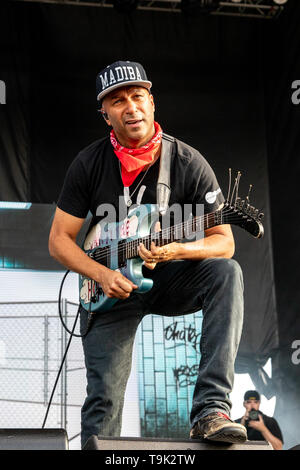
top-left (79, 203), bottom-right (158, 313)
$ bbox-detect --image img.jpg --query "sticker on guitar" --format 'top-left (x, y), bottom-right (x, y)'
top-left (84, 222), bottom-right (117, 250)
top-left (84, 224), bottom-right (102, 250)
top-left (80, 269), bottom-right (121, 304)
top-left (119, 215), bottom-right (138, 238)
top-left (80, 278), bottom-right (98, 304)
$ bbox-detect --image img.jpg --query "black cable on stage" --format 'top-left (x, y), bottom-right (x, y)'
top-left (57, 270), bottom-right (94, 338)
top-left (42, 304), bottom-right (80, 429)
top-left (42, 270), bottom-right (94, 429)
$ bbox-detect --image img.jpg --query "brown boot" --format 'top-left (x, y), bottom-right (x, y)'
top-left (190, 412), bottom-right (247, 444)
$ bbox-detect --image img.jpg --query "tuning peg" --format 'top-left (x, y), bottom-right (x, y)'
top-left (246, 184), bottom-right (253, 204)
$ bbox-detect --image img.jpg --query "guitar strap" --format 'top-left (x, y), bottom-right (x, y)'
top-left (156, 133), bottom-right (175, 215)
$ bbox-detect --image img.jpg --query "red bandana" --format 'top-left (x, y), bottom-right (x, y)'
top-left (110, 121), bottom-right (163, 187)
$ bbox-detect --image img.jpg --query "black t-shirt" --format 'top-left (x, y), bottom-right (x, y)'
top-left (235, 412), bottom-right (284, 443)
top-left (57, 135), bottom-right (224, 227)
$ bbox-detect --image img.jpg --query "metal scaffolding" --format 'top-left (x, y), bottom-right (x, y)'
top-left (11, 0), bottom-right (286, 19)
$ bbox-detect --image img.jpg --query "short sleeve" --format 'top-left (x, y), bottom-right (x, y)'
top-left (57, 154), bottom-right (90, 219)
top-left (185, 152), bottom-right (225, 215)
top-left (267, 417), bottom-right (284, 443)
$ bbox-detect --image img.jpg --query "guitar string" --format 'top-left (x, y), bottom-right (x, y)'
top-left (92, 209), bottom-right (254, 258)
top-left (105, 205), bottom-right (251, 253)
top-left (89, 215), bottom-right (257, 266)
top-left (91, 209), bottom-right (255, 262)
top-left (89, 208), bottom-right (256, 263)
top-left (91, 211), bottom-right (218, 262)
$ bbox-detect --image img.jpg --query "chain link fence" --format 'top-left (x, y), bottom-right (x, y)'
top-left (0, 300), bottom-right (204, 448)
top-left (0, 300), bottom-right (85, 449)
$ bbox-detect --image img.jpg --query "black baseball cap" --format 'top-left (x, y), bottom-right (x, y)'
top-left (96, 60), bottom-right (152, 104)
top-left (244, 390), bottom-right (261, 401)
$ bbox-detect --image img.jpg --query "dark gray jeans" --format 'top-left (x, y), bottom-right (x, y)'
top-left (79, 258), bottom-right (244, 448)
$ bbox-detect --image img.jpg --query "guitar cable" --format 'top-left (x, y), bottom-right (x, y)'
top-left (42, 269), bottom-right (94, 429)
top-left (57, 269), bottom-right (94, 338)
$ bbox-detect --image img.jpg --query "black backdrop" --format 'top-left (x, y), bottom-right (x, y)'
top-left (263, 2), bottom-right (300, 448)
top-left (0, 0), bottom-right (299, 448)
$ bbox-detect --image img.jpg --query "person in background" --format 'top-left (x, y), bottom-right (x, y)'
top-left (235, 390), bottom-right (283, 450)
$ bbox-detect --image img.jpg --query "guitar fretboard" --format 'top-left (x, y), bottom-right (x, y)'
top-left (124, 211), bottom-right (220, 259)
top-left (88, 200), bottom-right (263, 268)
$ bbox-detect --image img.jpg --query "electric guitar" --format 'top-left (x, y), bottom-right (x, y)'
top-left (79, 184), bottom-right (264, 314)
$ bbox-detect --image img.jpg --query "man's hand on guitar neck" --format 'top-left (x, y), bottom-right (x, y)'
top-left (137, 220), bottom-right (235, 269)
top-left (138, 220), bottom-right (179, 270)
top-left (138, 241), bottom-right (179, 269)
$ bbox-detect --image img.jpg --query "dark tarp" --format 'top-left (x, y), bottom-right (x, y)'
top-left (0, 4), bottom-right (31, 200)
top-left (262, 0), bottom-right (300, 449)
top-left (0, 0), bottom-right (299, 448)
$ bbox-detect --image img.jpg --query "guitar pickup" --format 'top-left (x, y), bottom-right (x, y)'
top-left (118, 240), bottom-right (127, 267)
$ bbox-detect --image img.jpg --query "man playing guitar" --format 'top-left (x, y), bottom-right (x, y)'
top-left (49, 60), bottom-right (248, 448)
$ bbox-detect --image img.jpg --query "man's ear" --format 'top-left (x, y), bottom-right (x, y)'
top-left (150, 93), bottom-right (155, 112)
top-left (100, 109), bottom-right (111, 126)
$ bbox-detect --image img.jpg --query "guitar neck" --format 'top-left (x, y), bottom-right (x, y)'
top-left (89, 198), bottom-right (263, 267)
top-left (125, 211), bottom-right (220, 259)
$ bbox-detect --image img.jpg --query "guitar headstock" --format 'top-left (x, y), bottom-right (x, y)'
top-left (220, 200), bottom-right (264, 238)
top-left (218, 170), bottom-right (264, 239)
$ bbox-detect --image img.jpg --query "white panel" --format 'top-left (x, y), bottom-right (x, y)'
top-left (0, 269), bottom-right (141, 449)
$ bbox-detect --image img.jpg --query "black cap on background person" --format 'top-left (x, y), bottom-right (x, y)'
top-left (244, 390), bottom-right (261, 401)
top-left (235, 389), bottom-right (283, 449)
